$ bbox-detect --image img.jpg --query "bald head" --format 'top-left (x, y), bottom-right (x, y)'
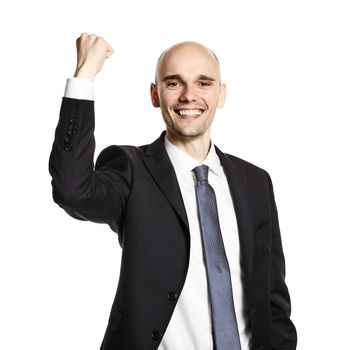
top-left (155, 41), bottom-right (221, 85)
top-left (150, 41), bottom-right (226, 146)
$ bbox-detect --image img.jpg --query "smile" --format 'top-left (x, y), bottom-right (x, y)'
top-left (174, 109), bottom-right (204, 117)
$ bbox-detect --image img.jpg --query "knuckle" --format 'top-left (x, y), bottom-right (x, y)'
top-left (77, 32), bottom-right (88, 42)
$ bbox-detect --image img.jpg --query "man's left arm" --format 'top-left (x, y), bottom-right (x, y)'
top-left (267, 172), bottom-right (297, 349)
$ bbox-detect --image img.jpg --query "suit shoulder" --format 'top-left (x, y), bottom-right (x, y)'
top-left (223, 152), bottom-right (269, 177)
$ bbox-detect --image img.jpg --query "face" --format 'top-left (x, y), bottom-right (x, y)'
top-left (150, 42), bottom-right (226, 143)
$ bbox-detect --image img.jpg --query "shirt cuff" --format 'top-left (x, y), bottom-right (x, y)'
top-left (64, 77), bottom-right (94, 100)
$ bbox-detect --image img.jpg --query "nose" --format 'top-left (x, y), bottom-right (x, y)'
top-left (179, 85), bottom-right (197, 102)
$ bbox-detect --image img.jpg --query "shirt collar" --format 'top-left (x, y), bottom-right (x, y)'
top-left (164, 135), bottom-right (223, 179)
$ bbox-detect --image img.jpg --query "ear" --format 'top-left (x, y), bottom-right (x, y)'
top-left (150, 83), bottom-right (160, 107)
top-left (217, 83), bottom-right (226, 108)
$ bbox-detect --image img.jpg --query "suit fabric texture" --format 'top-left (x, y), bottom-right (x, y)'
top-left (49, 97), bottom-right (297, 350)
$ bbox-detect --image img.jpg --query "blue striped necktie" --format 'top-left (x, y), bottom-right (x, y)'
top-left (193, 165), bottom-right (241, 350)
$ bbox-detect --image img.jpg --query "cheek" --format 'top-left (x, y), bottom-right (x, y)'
top-left (203, 98), bottom-right (217, 110)
top-left (200, 90), bottom-right (220, 106)
top-left (159, 90), bottom-right (178, 107)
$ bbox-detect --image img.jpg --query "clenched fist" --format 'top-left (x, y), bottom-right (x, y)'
top-left (74, 33), bottom-right (114, 80)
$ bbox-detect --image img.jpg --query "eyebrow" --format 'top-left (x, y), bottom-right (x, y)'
top-left (198, 75), bottom-right (216, 82)
top-left (162, 74), bottom-right (217, 82)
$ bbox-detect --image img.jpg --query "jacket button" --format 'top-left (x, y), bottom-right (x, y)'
top-left (64, 144), bottom-right (72, 152)
top-left (151, 330), bottom-right (162, 341)
top-left (168, 291), bottom-right (179, 302)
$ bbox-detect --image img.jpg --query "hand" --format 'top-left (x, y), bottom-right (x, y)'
top-left (74, 33), bottom-right (114, 80)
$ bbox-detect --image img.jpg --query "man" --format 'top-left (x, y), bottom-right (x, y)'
top-left (49, 33), bottom-right (297, 350)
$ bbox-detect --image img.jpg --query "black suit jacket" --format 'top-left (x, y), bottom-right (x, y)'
top-left (49, 97), bottom-right (297, 350)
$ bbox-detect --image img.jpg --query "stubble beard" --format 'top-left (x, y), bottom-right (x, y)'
top-left (165, 115), bottom-right (212, 142)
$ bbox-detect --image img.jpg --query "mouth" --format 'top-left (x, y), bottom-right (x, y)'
top-left (173, 108), bottom-right (205, 118)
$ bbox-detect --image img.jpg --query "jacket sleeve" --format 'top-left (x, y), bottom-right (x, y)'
top-left (48, 97), bottom-right (131, 233)
top-left (266, 172), bottom-right (297, 349)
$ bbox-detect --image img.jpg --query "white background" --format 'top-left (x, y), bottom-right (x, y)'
top-left (1, 0), bottom-right (349, 348)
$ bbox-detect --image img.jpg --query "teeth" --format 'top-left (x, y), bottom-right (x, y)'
top-left (178, 109), bottom-right (203, 117)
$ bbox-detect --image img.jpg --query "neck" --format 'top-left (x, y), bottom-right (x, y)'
top-left (166, 130), bottom-right (211, 162)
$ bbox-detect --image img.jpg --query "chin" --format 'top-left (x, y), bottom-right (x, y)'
top-left (173, 128), bottom-right (206, 139)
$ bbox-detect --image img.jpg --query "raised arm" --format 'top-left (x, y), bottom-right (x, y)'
top-left (49, 34), bottom-right (131, 234)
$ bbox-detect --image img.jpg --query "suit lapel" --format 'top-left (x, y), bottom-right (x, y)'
top-left (216, 146), bottom-right (255, 282)
top-left (143, 132), bottom-right (190, 233)
top-left (143, 134), bottom-right (253, 279)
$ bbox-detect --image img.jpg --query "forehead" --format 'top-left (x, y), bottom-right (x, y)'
top-left (156, 43), bottom-right (220, 81)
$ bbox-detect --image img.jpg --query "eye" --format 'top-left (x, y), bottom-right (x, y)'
top-left (198, 81), bottom-right (213, 87)
top-left (166, 81), bottom-right (182, 88)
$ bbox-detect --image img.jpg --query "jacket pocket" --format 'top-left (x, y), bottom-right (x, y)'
top-left (255, 218), bottom-right (272, 232)
top-left (254, 219), bottom-right (272, 253)
top-left (251, 220), bottom-right (272, 291)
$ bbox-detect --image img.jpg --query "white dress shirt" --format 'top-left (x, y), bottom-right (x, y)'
top-left (64, 77), bottom-right (252, 350)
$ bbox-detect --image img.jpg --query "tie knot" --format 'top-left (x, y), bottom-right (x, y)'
top-left (193, 165), bottom-right (209, 182)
